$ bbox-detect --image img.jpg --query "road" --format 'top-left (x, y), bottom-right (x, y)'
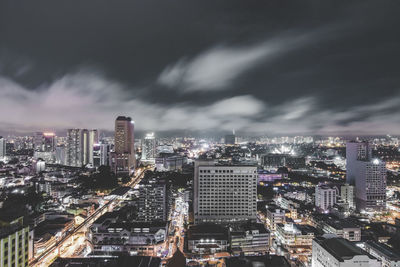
top-left (166, 193), bottom-right (187, 259)
top-left (29, 167), bottom-right (148, 266)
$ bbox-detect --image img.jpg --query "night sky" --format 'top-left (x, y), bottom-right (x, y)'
top-left (1, 0), bottom-right (400, 135)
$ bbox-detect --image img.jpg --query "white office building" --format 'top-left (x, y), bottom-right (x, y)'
top-left (346, 141), bottom-right (386, 211)
top-left (141, 133), bottom-right (156, 163)
top-left (194, 160), bottom-right (257, 224)
top-left (0, 136), bottom-right (6, 159)
top-left (66, 129), bottom-right (98, 167)
top-left (312, 236), bottom-right (380, 267)
top-left (315, 184), bottom-right (337, 212)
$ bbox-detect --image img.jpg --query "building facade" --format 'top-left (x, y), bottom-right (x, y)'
top-left (315, 184), bottom-right (337, 212)
top-left (66, 129), bottom-right (98, 167)
top-left (230, 223), bottom-right (270, 256)
top-left (141, 133), bottom-right (156, 163)
top-left (193, 161), bottom-right (257, 224)
top-left (341, 184), bottom-right (355, 210)
top-left (0, 137), bottom-right (6, 159)
top-left (364, 240), bottom-right (400, 267)
top-left (312, 236), bottom-right (380, 267)
top-left (0, 217), bottom-right (32, 267)
top-left (138, 177), bottom-right (167, 222)
top-left (112, 116), bottom-right (136, 176)
top-left (89, 221), bottom-right (168, 256)
top-left (346, 141), bottom-right (387, 211)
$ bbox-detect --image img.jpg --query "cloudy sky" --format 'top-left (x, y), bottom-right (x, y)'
top-left (1, 0), bottom-right (400, 136)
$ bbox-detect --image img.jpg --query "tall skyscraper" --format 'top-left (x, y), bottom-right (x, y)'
top-left (194, 160), bottom-right (257, 224)
top-left (33, 132), bottom-right (44, 151)
top-left (66, 129), bottom-right (98, 167)
top-left (225, 130), bottom-right (237, 145)
top-left (42, 132), bottom-right (56, 152)
top-left (112, 116), bottom-right (136, 176)
top-left (0, 136), bottom-right (6, 158)
top-left (55, 146), bottom-right (66, 165)
top-left (34, 131), bottom-right (56, 152)
top-left (141, 132), bottom-right (156, 163)
top-left (66, 129), bottom-right (82, 167)
top-left (82, 129), bottom-right (98, 166)
top-left (346, 141), bottom-right (386, 211)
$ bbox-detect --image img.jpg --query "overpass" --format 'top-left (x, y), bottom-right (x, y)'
top-left (29, 167), bottom-right (148, 266)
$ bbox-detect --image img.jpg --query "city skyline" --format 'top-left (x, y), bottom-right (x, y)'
top-left (2, 1), bottom-right (400, 266)
top-left (1, 0), bottom-right (400, 135)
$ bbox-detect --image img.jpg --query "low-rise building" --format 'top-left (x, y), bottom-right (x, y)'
top-left (313, 215), bottom-right (361, 241)
top-left (89, 221), bottom-right (168, 256)
top-left (230, 223), bottom-right (270, 256)
top-left (186, 224), bottom-right (229, 255)
top-left (275, 223), bottom-right (316, 248)
top-left (312, 236), bottom-right (380, 267)
top-left (266, 206), bottom-right (285, 231)
top-left (364, 240), bottom-right (400, 267)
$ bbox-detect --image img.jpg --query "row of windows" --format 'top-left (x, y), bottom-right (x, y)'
top-left (199, 169), bottom-right (256, 174)
top-left (199, 175), bottom-right (255, 178)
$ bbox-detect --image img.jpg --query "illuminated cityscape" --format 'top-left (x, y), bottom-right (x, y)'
top-left (1, 1), bottom-right (400, 267)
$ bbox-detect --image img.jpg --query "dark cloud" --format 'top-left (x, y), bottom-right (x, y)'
top-left (0, 0), bottom-right (400, 135)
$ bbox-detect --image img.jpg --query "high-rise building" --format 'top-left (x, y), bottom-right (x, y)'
top-left (225, 130), bottom-right (237, 145)
top-left (112, 116), bottom-right (136, 176)
top-left (42, 132), bottom-right (56, 152)
top-left (194, 160), bottom-right (257, 224)
top-left (33, 132), bottom-right (56, 152)
top-left (341, 184), bottom-right (355, 210)
top-left (0, 216), bottom-right (32, 267)
top-left (66, 129), bottom-right (98, 167)
top-left (33, 132), bottom-right (44, 151)
top-left (55, 146), bottom-right (66, 165)
top-left (138, 177), bottom-right (167, 222)
top-left (66, 129), bottom-right (82, 167)
top-left (315, 184), bottom-right (337, 212)
top-left (346, 141), bottom-right (372, 185)
top-left (141, 133), bottom-right (156, 163)
top-left (93, 143), bottom-right (110, 167)
top-left (346, 141), bottom-right (386, 211)
top-left (81, 129), bottom-right (98, 166)
top-left (0, 136), bottom-right (6, 158)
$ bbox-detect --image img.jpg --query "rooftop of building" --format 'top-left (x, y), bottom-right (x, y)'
top-left (315, 237), bottom-right (374, 262)
top-left (196, 160), bottom-right (257, 168)
top-left (277, 223), bottom-right (317, 235)
top-left (107, 221), bottom-right (168, 229)
top-left (0, 207), bottom-right (26, 225)
top-left (0, 222), bottom-right (26, 239)
top-left (225, 255), bottom-right (290, 267)
top-left (187, 224), bottom-right (229, 240)
top-left (230, 222), bottom-right (270, 234)
top-left (314, 214), bottom-right (359, 229)
top-left (51, 255), bottom-right (161, 267)
top-left (116, 116), bottom-right (132, 121)
top-left (365, 240), bottom-right (400, 260)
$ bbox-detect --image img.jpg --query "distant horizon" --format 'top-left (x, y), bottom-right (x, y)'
top-left (1, 129), bottom-right (398, 140)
